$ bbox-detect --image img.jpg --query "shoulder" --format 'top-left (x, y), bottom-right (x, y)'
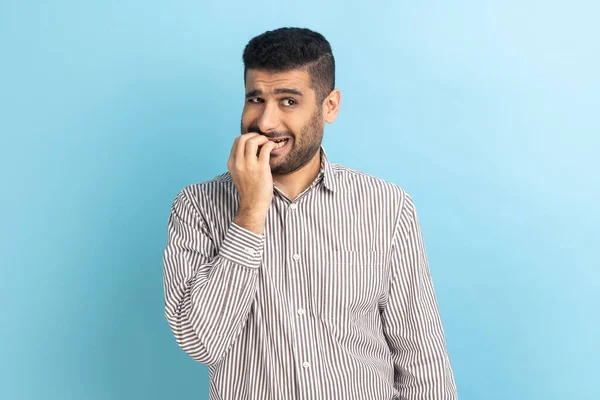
top-left (332, 162), bottom-right (411, 208)
top-left (171, 171), bottom-right (236, 213)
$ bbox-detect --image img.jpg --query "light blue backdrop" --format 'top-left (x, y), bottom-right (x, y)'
top-left (1, 1), bottom-right (598, 399)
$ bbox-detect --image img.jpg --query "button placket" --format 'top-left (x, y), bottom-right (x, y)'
top-left (283, 197), bottom-right (315, 388)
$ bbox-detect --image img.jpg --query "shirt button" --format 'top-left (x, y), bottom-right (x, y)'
top-left (292, 253), bottom-right (300, 261)
top-left (297, 308), bottom-right (305, 315)
top-left (290, 203), bottom-right (298, 210)
top-left (302, 361), bottom-right (310, 369)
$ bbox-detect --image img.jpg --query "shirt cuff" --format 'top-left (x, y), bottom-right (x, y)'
top-left (218, 221), bottom-right (265, 269)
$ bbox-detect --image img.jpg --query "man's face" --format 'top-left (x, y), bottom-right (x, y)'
top-left (241, 68), bottom-right (324, 175)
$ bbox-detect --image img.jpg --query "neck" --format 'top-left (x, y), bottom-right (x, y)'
top-left (272, 150), bottom-right (322, 201)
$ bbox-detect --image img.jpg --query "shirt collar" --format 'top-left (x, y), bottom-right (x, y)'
top-left (318, 145), bottom-right (337, 193)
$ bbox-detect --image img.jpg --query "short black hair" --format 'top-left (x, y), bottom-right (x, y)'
top-left (242, 27), bottom-right (335, 105)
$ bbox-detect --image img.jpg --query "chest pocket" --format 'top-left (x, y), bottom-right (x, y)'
top-left (309, 250), bottom-right (387, 324)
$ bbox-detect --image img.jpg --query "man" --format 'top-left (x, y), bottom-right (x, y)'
top-left (163, 27), bottom-right (457, 400)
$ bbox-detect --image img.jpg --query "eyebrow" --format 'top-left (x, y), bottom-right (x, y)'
top-left (245, 88), bottom-right (304, 98)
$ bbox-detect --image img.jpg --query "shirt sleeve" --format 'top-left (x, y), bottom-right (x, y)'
top-left (162, 187), bottom-right (264, 365)
top-left (380, 193), bottom-right (458, 399)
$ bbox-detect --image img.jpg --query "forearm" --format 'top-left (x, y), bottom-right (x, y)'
top-left (388, 297), bottom-right (457, 399)
top-left (166, 259), bottom-right (259, 365)
top-left (164, 219), bottom-right (264, 365)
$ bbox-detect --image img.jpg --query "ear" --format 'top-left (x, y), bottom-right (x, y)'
top-left (322, 89), bottom-right (341, 124)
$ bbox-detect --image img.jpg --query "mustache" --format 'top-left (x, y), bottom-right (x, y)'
top-left (246, 124), bottom-right (294, 140)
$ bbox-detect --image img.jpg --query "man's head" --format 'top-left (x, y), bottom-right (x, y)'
top-left (240, 27), bottom-right (341, 175)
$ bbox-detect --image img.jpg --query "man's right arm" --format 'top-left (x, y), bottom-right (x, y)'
top-left (162, 187), bottom-right (264, 365)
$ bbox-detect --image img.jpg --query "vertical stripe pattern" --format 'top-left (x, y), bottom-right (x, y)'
top-left (163, 146), bottom-right (458, 400)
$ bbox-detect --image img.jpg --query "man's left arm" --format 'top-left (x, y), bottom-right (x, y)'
top-left (380, 193), bottom-right (458, 399)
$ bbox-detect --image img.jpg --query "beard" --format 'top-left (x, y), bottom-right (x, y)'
top-left (240, 106), bottom-right (324, 175)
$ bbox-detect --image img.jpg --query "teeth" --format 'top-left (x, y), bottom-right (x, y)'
top-left (274, 139), bottom-right (288, 148)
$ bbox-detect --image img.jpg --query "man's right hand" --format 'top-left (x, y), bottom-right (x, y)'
top-left (227, 132), bottom-right (277, 235)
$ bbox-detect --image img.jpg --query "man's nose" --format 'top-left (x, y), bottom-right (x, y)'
top-left (257, 102), bottom-right (280, 133)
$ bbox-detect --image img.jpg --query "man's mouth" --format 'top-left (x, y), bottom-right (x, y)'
top-left (271, 138), bottom-right (290, 148)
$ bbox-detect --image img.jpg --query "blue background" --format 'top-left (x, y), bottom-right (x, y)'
top-left (1, 1), bottom-right (598, 399)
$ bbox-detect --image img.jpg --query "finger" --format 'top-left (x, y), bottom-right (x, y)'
top-left (258, 140), bottom-right (277, 165)
top-left (236, 132), bottom-right (259, 162)
top-left (245, 135), bottom-right (270, 161)
top-left (229, 136), bottom-right (240, 163)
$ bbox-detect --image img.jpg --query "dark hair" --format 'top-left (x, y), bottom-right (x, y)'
top-left (242, 27), bottom-right (335, 105)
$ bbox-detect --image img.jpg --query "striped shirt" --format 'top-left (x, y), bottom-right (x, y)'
top-left (163, 145), bottom-right (457, 400)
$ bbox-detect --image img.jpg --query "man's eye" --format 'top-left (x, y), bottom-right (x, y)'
top-left (248, 98), bottom-right (262, 103)
top-left (282, 99), bottom-right (297, 106)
